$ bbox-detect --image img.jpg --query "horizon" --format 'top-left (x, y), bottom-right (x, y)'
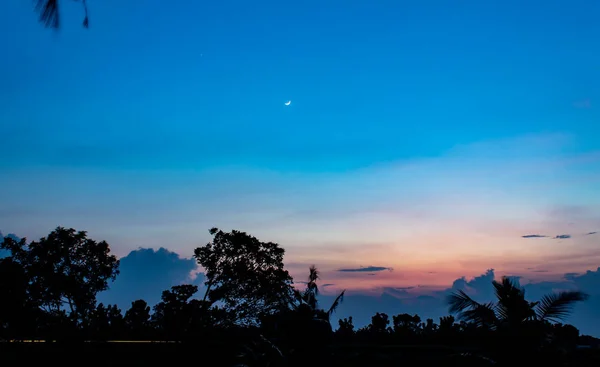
top-left (1, 0), bottom-right (600, 336)
top-left (2, 230), bottom-right (600, 336)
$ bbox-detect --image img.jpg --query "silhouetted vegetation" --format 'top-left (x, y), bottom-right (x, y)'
top-left (1, 227), bottom-right (599, 367)
top-left (34, 0), bottom-right (90, 29)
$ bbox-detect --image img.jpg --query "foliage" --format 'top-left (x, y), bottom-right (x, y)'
top-left (34, 0), bottom-right (90, 29)
top-left (194, 228), bottom-right (295, 325)
top-left (152, 284), bottom-right (200, 339)
top-left (447, 276), bottom-right (589, 329)
top-left (0, 226), bottom-right (597, 366)
top-left (446, 276), bottom-right (590, 363)
top-left (0, 258), bottom-right (39, 340)
top-left (87, 303), bottom-right (123, 341)
top-left (1, 227), bottom-right (119, 327)
top-left (124, 300), bottom-right (152, 339)
top-left (290, 265), bottom-right (346, 322)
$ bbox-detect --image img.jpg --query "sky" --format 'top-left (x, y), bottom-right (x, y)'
top-left (1, 0), bottom-right (600, 334)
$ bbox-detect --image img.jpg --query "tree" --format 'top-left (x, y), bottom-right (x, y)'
top-left (370, 312), bottom-right (390, 334)
top-left (447, 276), bottom-right (589, 328)
top-left (87, 303), bottom-right (123, 341)
top-left (447, 276), bottom-right (589, 362)
top-left (392, 313), bottom-right (422, 334)
top-left (124, 300), bottom-right (152, 339)
top-left (152, 284), bottom-right (203, 340)
top-left (438, 315), bottom-right (457, 333)
top-left (0, 227), bottom-right (120, 327)
top-left (335, 317), bottom-right (355, 342)
top-left (291, 265), bottom-right (345, 322)
top-left (34, 0), bottom-right (90, 29)
top-left (338, 316), bottom-right (354, 334)
top-left (0, 257), bottom-right (39, 340)
top-left (194, 228), bottom-right (295, 325)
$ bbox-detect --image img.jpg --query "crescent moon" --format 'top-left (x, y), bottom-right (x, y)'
top-left (284, 100), bottom-right (291, 106)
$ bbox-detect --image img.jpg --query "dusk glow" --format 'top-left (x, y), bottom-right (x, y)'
top-left (1, 0), bottom-right (599, 337)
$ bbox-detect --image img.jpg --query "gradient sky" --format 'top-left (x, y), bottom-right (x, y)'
top-left (1, 0), bottom-right (600, 332)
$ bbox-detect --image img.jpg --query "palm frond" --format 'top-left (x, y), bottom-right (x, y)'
top-left (34, 0), bottom-right (90, 29)
top-left (535, 291), bottom-right (589, 322)
top-left (81, 0), bottom-right (89, 28)
top-left (447, 290), bottom-right (482, 314)
top-left (447, 290), bottom-right (497, 326)
top-left (327, 289), bottom-right (345, 317)
top-left (308, 265), bottom-right (320, 283)
top-left (35, 0), bottom-right (60, 29)
top-left (492, 276), bottom-right (534, 323)
top-left (461, 302), bottom-right (497, 328)
top-left (492, 277), bottom-right (524, 304)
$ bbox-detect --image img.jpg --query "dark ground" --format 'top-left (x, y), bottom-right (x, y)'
top-left (1, 341), bottom-right (599, 367)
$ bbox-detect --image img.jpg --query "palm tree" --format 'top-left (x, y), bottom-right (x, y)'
top-left (292, 265), bottom-right (346, 322)
top-left (447, 276), bottom-right (588, 329)
top-left (34, 0), bottom-right (90, 29)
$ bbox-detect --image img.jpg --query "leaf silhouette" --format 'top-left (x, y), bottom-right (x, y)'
top-left (536, 291), bottom-right (589, 323)
top-left (35, 0), bottom-right (60, 29)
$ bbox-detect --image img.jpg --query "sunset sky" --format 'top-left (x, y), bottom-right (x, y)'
top-left (1, 0), bottom-right (599, 333)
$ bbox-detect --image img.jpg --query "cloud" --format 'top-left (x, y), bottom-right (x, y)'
top-left (553, 234), bottom-right (572, 239)
top-left (0, 232), bottom-right (21, 242)
top-left (564, 272), bottom-right (580, 280)
top-left (0, 231), bottom-right (21, 258)
top-left (389, 286), bottom-right (417, 292)
top-left (525, 267), bottom-right (549, 273)
top-left (337, 266), bottom-right (393, 273)
top-left (522, 231), bottom-right (596, 240)
top-left (98, 247), bottom-right (204, 310)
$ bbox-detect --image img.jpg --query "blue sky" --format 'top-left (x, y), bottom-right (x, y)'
top-left (2, 0), bottom-right (599, 171)
top-left (1, 0), bottom-right (600, 334)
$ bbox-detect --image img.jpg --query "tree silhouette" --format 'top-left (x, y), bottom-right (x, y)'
top-left (370, 312), bottom-right (390, 333)
top-left (1, 227), bottom-right (120, 329)
top-left (0, 257), bottom-right (39, 340)
top-left (392, 313), bottom-right (422, 334)
top-left (151, 284), bottom-right (220, 340)
top-left (290, 265), bottom-right (345, 323)
top-left (34, 0), bottom-right (90, 29)
top-left (267, 265), bottom-right (345, 366)
top-left (447, 276), bottom-right (589, 328)
top-left (87, 303), bottom-right (123, 341)
top-left (124, 300), bottom-right (151, 339)
top-left (338, 316), bottom-right (354, 333)
top-left (447, 276), bottom-right (590, 363)
top-left (194, 227), bottom-right (295, 325)
top-left (1, 225), bottom-right (599, 365)
top-left (335, 316), bottom-right (355, 343)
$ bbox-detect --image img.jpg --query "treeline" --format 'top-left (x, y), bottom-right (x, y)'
top-left (0, 227), bottom-right (598, 367)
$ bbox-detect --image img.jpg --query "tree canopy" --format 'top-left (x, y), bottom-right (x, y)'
top-left (0, 226), bottom-right (120, 324)
top-left (194, 227), bottom-right (295, 324)
top-left (447, 276), bottom-right (589, 329)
